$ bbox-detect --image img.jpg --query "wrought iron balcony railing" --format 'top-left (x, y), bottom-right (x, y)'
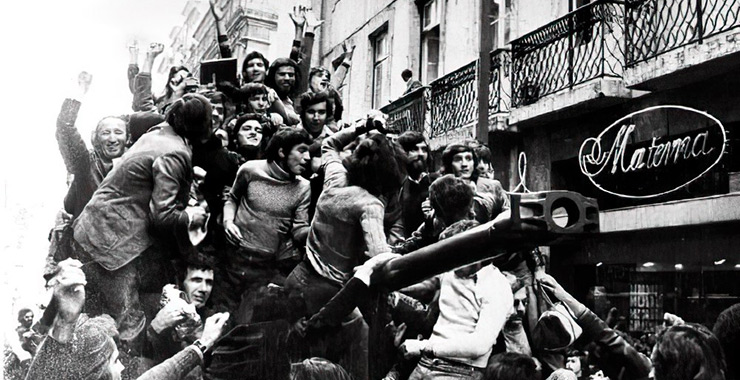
top-left (381, 51), bottom-right (512, 139)
top-left (625, 0), bottom-right (740, 65)
top-left (380, 86), bottom-right (428, 134)
top-left (511, 0), bottom-right (625, 107)
top-left (429, 61), bottom-right (478, 138)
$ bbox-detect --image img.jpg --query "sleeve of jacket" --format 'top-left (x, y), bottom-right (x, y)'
top-left (360, 202), bottom-right (391, 257)
top-left (137, 345), bottom-right (203, 380)
top-left (150, 152), bottom-right (192, 244)
top-left (321, 125), bottom-right (359, 190)
top-left (291, 182), bottom-right (311, 244)
top-left (294, 32), bottom-right (314, 95)
top-left (128, 64), bottom-right (139, 95)
top-left (133, 72), bottom-right (157, 113)
top-left (218, 34), bottom-right (232, 59)
top-left (577, 308), bottom-right (652, 380)
top-left (55, 98), bottom-right (89, 177)
top-left (146, 323), bottom-right (182, 363)
top-left (384, 193), bottom-right (404, 245)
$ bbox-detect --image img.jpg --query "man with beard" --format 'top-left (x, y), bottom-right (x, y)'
top-left (215, 127), bottom-right (313, 319)
top-left (265, 58), bottom-right (302, 123)
top-left (395, 132), bottom-right (436, 237)
top-left (499, 275), bottom-right (532, 356)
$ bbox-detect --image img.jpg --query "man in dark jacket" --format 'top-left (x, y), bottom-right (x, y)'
top-left (395, 131), bottom-right (435, 238)
top-left (73, 93), bottom-right (214, 354)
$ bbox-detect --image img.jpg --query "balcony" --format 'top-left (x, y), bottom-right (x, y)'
top-left (624, 0), bottom-right (740, 90)
top-left (379, 86), bottom-right (429, 135)
top-left (509, 0), bottom-right (639, 126)
top-left (380, 49), bottom-right (513, 149)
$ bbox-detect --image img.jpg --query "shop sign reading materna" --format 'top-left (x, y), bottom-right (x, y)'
top-left (579, 105), bottom-right (726, 199)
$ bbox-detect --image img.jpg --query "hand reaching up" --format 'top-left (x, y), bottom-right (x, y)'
top-left (48, 259), bottom-right (87, 323)
top-left (77, 71), bottom-right (93, 96)
top-left (289, 5), bottom-right (307, 28)
top-left (209, 0), bottom-right (224, 21)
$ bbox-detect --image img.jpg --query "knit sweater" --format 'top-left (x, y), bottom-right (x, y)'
top-left (223, 160), bottom-right (310, 262)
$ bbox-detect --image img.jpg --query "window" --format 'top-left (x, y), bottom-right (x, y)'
top-left (422, 27), bottom-right (440, 83)
top-left (422, 0), bottom-right (440, 83)
top-left (489, 0), bottom-right (512, 50)
top-left (423, 0), bottom-right (439, 30)
top-left (372, 29), bottom-right (389, 108)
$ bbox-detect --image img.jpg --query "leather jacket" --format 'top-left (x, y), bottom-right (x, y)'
top-left (73, 124), bottom-right (193, 271)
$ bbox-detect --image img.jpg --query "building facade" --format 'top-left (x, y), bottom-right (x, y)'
top-left (331, 0), bottom-right (740, 334)
top-left (158, 0), bottom-right (306, 79)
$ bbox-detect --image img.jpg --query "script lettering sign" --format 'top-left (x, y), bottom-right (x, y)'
top-left (579, 106), bottom-right (726, 198)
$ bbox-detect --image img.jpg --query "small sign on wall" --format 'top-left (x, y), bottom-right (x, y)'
top-left (579, 106), bottom-right (726, 199)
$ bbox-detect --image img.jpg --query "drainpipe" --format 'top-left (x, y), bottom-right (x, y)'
top-left (477, 0), bottom-right (491, 144)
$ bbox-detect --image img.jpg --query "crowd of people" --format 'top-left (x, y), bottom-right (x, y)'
top-left (4, 3), bottom-right (740, 380)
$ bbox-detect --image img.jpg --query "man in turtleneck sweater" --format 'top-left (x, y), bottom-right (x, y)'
top-left (214, 127), bottom-right (313, 320)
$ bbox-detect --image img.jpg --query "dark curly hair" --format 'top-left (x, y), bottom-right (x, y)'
top-left (165, 93), bottom-right (213, 143)
top-left (429, 174), bottom-right (474, 224)
top-left (346, 133), bottom-right (405, 198)
top-left (714, 303), bottom-right (740, 380)
top-left (653, 323), bottom-right (726, 380)
top-left (265, 58), bottom-right (302, 98)
top-left (264, 127), bottom-right (313, 164)
top-left (485, 352), bottom-right (538, 380)
top-left (241, 51), bottom-right (270, 83)
top-left (297, 91), bottom-right (334, 121)
top-left (229, 113), bottom-right (274, 153)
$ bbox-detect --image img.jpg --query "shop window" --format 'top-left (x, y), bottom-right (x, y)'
top-left (371, 26), bottom-right (389, 108)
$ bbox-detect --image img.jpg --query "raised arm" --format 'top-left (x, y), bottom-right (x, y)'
top-left (56, 72), bottom-right (92, 177)
top-left (127, 41), bottom-right (139, 95)
top-left (209, 0), bottom-right (232, 58)
top-left (295, 11), bottom-right (324, 95)
top-left (331, 42), bottom-right (355, 90)
top-left (538, 274), bottom-right (651, 380)
top-left (133, 43), bottom-right (164, 112)
top-left (289, 6), bottom-right (306, 60)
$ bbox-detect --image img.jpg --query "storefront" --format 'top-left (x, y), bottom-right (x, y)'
top-left (517, 69), bottom-right (740, 335)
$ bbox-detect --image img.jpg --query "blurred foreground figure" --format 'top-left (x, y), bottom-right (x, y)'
top-left (26, 259), bottom-right (230, 380)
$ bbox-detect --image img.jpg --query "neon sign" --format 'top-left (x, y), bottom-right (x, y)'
top-left (579, 105), bottom-right (726, 198)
